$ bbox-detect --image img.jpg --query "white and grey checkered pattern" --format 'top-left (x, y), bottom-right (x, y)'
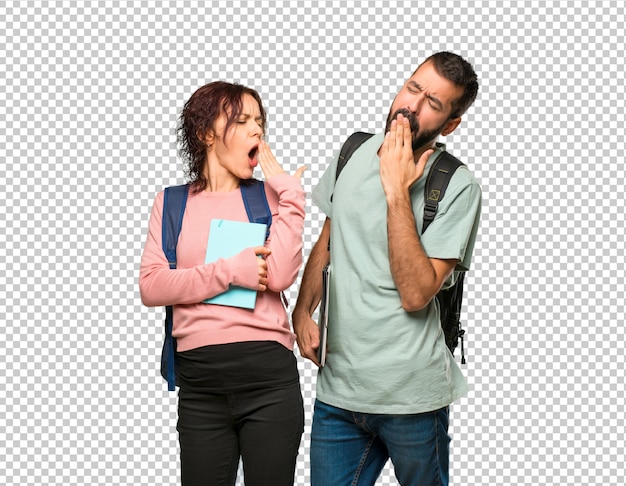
top-left (1, 1), bottom-right (624, 484)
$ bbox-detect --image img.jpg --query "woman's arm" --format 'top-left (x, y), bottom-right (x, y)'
top-left (139, 191), bottom-right (261, 307)
top-left (256, 141), bottom-right (307, 292)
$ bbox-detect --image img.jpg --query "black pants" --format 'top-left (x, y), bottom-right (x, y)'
top-left (176, 341), bottom-right (304, 486)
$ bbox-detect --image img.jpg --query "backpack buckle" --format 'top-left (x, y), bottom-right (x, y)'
top-left (424, 202), bottom-right (438, 220)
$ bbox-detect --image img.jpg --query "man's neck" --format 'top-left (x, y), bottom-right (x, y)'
top-left (413, 140), bottom-right (438, 164)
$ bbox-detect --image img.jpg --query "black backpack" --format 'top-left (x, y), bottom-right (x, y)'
top-left (334, 132), bottom-right (467, 363)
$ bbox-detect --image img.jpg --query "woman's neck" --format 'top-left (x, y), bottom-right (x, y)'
top-left (204, 161), bottom-right (240, 192)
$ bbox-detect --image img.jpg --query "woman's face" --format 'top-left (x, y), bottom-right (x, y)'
top-left (206, 94), bottom-right (264, 182)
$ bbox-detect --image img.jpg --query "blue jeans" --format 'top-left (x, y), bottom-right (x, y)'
top-left (310, 399), bottom-right (450, 486)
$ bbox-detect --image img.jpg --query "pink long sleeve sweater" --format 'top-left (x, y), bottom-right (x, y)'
top-left (139, 174), bottom-right (305, 353)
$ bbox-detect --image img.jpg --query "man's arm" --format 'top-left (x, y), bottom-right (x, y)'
top-left (386, 192), bottom-right (457, 311)
top-left (292, 217), bottom-right (331, 366)
top-left (380, 114), bottom-right (457, 311)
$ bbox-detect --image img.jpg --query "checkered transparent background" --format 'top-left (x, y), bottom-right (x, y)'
top-left (1, 1), bottom-right (624, 484)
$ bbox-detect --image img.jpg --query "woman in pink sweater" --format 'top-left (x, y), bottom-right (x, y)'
top-left (140, 81), bottom-right (306, 485)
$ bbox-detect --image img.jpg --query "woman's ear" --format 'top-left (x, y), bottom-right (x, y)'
top-left (198, 129), bottom-right (215, 146)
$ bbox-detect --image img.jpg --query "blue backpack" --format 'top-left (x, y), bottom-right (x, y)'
top-left (160, 180), bottom-right (272, 391)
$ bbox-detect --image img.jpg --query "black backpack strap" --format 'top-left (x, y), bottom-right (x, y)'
top-left (335, 132), bottom-right (375, 182)
top-left (422, 151), bottom-right (464, 234)
top-left (328, 132), bottom-right (374, 250)
top-left (423, 151), bottom-right (468, 363)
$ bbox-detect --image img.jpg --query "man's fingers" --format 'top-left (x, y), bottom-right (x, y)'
top-left (402, 116), bottom-right (412, 153)
top-left (295, 320), bottom-right (322, 367)
top-left (395, 113), bottom-right (405, 147)
top-left (381, 130), bottom-right (389, 156)
top-left (387, 119), bottom-right (397, 150)
top-left (301, 343), bottom-right (321, 367)
top-left (404, 131), bottom-right (414, 159)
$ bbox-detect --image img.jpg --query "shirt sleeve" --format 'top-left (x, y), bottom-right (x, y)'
top-left (311, 149), bottom-right (341, 218)
top-left (262, 174), bottom-right (306, 291)
top-left (138, 191), bottom-right (260, 307)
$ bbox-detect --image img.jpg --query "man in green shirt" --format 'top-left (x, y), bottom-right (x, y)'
top-left (293, 52), bottom-right (481, 486)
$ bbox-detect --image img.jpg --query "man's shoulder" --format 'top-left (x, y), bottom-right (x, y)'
top-left (439, 150), bottom-right (481, 191)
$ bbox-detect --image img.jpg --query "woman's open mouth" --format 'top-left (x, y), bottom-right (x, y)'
top-left (248, 146), bottom-right (259, 167)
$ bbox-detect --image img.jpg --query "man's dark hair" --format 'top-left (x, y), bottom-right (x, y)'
top-left (419, 52), bottom-right (479, 119)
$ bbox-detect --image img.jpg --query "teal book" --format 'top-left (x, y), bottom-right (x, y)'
top-left (203, 219), bottom-right (267, 309)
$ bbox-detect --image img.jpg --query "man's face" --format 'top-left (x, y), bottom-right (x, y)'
top-left (385, 61), bottom-right (464, 151)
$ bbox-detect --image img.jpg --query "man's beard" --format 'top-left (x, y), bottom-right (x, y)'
top-left (385, 108), bottom-right (448, 152)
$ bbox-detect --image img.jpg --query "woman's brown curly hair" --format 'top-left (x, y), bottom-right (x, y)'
top-left (177, 81), bottom-right (266, 193)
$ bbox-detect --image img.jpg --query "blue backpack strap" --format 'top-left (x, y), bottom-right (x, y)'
top-left (162, 185), bottom-right (189, 268)
top-left (241, 179), bottom-right (287, 306)
top-left (161, 184), bottom-right (189, 391)
top-left (240, 179), bottom-right (272, 240)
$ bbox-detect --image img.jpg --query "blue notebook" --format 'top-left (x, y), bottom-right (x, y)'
top-left (203, 219), bottom-right (267, 309)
